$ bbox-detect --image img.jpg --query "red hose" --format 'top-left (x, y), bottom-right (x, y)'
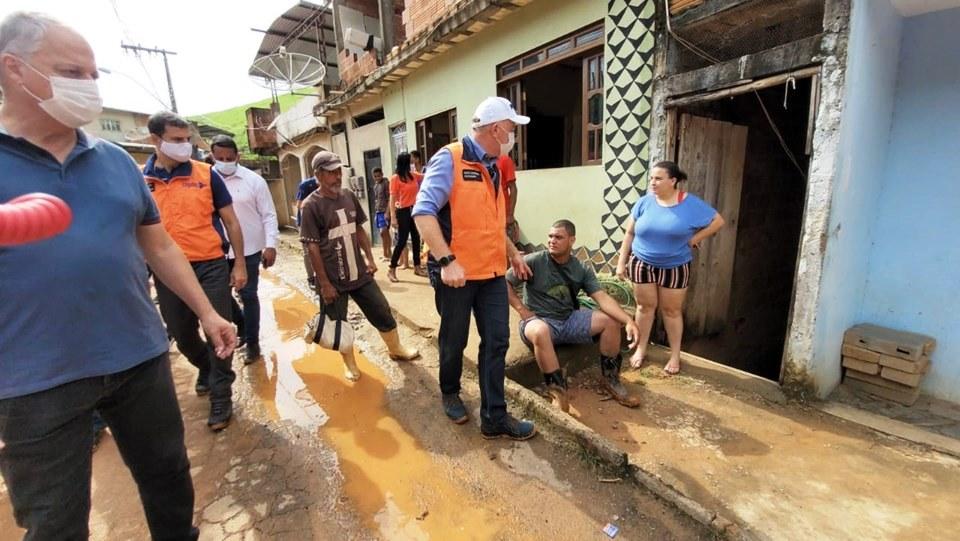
top-left (0, 193), bottom-right (73, 246)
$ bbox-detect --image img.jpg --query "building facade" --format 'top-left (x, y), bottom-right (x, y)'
top-left (262, 0), bottom-right (960, 404)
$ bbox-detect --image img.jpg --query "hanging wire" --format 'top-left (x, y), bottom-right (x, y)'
top-left (662, 0), bottom-right (807, 179)
top-left (109, 0), bottom-right (169, 110)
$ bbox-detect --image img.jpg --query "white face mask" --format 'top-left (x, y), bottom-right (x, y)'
top-left (214, 160), bottom-right (238, 176)
top-left (495, 124), bottom-right (516, 156)
top-left (160, 140), bottom-right (193, 163)
top-left (19, 60), bottom-right (103, 129)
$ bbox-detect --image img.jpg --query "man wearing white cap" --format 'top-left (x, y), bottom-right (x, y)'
top-left (413, 97), bottom-right (536, 440)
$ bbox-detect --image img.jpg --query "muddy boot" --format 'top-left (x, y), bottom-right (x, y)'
top-left (341, 349), bottom-right (361, 382)
top-left (599, 355), bottom-right (640, 408)
top-left (543, 370), bottom-right (570, 413)
top-left (380, 328), bottom-right (420, 361)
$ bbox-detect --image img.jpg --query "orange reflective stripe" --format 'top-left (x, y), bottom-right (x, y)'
top-left (447, 142), bottom-right (507, 280)
top-left (145, 160), bottom-right (224, 261)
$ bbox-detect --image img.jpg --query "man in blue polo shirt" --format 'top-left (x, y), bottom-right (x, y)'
top-left (0, 13), bottom-right (235, 539)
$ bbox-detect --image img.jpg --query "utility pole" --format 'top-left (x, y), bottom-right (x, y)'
top-left (120, 43), bottom-right (179, 113)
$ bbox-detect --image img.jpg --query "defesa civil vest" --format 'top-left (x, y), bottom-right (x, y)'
top-left (446, 142), bottom-right (507, 280)
top-left (145, 160), bottom-right (225, 262)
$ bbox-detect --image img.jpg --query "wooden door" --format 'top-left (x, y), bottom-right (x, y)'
top-left (676, 113), bottom-right (748, 336)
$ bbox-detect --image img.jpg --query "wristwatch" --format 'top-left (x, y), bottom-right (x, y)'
top-left (438, 254), bottom-right (457, 267)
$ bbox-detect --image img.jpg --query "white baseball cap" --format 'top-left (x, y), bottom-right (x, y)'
top-left (472, 97), bottom-right (530, 127)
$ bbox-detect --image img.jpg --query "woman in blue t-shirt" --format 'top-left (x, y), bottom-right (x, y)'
top-left (615, 161), bottom-right (725, 375)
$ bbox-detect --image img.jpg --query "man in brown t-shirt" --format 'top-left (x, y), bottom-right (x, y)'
top-left (300, 151), bottom-right (419, 380)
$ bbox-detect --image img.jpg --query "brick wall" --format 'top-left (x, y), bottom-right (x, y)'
top-left (339, 48), bottom-right (380, 86)
top-left (402, 0), bottom-right (458, 40)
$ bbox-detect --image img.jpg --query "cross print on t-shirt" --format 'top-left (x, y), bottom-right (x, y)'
top-left (328, 208), bottom-right (359, 282)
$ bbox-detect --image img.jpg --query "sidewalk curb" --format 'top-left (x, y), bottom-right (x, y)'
top-left (497, 365), bottom-right (753, 541)
top-left (445, 330), bottom-right (754, 541)
top-left (273, 266), bottom-right (751, 540)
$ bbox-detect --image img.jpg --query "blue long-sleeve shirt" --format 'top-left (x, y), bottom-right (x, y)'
top-left (412, 135), bottom-right (499, 218)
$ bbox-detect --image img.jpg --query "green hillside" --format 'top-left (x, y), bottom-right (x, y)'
top-left (190, 93), bottom-right (303, 158)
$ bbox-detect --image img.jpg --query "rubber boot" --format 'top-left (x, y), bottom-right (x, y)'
top-left (599, 354), bottom-right (641, 408)
top-left (543, 370), bottom-right (570, 413)
top-left (341, 349), bottom-right (361, 382)
top-left (380, 328), bottom-right (420, 361)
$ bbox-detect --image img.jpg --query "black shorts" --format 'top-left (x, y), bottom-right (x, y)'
top-left (321, 280), bottom-right (397, 332)
top-left (627, 255), bottom-right (690, 289)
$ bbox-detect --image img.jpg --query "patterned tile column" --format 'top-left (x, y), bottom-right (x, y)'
top-left (599, 0), bottom-right (656, 272)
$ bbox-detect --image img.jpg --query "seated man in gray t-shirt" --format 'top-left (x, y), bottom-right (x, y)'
top-left (507, 220), bottom-right (641, 411)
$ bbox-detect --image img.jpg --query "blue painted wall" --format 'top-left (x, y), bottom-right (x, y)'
top-left (810, 0), bottom-right (903, 394)
top-left (859, 7), bottom-right (960, 402)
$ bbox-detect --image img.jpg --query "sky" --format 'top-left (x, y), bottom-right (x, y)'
top-left (1, 0), bottom-right (304, 116)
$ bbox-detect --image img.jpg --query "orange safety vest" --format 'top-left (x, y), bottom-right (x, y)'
top-left (447, 142), bottom-right (507, 280)
top-left (145, 160), bottom-right (225, 262)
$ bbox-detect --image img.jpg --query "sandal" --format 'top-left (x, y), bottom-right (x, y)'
top-left (629, 350), bottom-right (645, 369)
top-left (413, 266), bottom-right (428, 277)
top-left (663, 359), bottom-right (681, 375)
top-left (387, 268), bottom-right (399, 283)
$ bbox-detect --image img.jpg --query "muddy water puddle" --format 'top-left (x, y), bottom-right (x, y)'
top-left (247, 276), bottom-right (502, 540)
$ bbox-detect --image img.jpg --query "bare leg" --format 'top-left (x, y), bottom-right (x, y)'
top-left (380, 229), bottom-right (391, 260)
top-left (524, 319), bottom-right (567, 412)
top-left (658, 287), bottom-right (687, 374)
top-left (591, 311), bottom-right (621, 357)
top-left (524, 319), bottom-right (560, 374)
top-left (629, 283), bottom-right (658, 368)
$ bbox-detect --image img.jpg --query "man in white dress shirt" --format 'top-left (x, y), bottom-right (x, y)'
top-left (211, 135), bottom-right (279, 362)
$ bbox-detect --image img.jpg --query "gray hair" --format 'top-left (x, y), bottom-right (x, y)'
top-left (0, 12), bottom-right (61, 59)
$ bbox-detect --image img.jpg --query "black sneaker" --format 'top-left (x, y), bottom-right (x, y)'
top-left (442, 393), bottom-right (468, 425)
top-left (208, 401), bottom-right (232, 431)
top-left (243, 343), bottom-right (262, 365)
top-left (195, 373), bottom-right (210, 396)
top-left (481, 414), bottom-right (536, 441)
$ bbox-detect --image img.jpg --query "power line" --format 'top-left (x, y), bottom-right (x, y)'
top-left (120, 43), bottom-right (179, 113)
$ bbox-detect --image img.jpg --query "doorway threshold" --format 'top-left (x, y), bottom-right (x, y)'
top-left (645, 346), bottom-right (787, 404)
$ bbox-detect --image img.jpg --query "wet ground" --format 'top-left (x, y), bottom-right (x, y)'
top-left (0, 266), bottom-right (709, 540)
top-left (326, 228), bottom-right (960, 541)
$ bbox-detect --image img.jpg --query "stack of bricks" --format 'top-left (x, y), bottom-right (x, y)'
top-left (402, 0), bottom-right (458, 41)
top-left (841, 323), bottom-right (935, 406)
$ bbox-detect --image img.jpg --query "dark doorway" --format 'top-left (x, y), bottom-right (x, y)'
top-left (362, 149), bottom-right (382, 245)
top-left (415, 109), bottom-right (457, 162)
top-left (665, 77), bottom-right (814, 381)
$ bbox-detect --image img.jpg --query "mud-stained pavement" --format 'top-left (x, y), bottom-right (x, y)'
top-left (570, 366), bottom-right (960, 541)
top-left (0, 272), bottom-right (710, 540)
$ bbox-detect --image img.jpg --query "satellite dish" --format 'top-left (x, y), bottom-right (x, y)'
top-left (250, 49), bottom-right (326, 91)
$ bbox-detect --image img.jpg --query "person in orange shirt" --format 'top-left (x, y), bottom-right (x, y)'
top-left (387, 152), bottom-right (426, 282)
top-left (498, 154), bottom-right (520, 245)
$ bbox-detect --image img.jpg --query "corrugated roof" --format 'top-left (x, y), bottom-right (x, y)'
top-left (249, 1), bottom-right (339, 85)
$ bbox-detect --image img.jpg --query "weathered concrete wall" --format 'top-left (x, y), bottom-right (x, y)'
top-left (788, 0), bottom-right (903, 397)
top-left (779, 0), bottom-right (852, 397)
top-left (859, 7), bottom-right (960, 402)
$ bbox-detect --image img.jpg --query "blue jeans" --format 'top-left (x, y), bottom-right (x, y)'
top-left (229, 252), bottom-right (262, 348)
top-left (437, 277), bottom-right (509, 424)
top-left (0, 354), bottom-right (197, 540)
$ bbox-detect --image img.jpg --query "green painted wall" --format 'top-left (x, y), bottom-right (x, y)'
top-left (513, 166), bottom-right (606, 249)
top-left (382, 0), bottom-right (608, 253)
